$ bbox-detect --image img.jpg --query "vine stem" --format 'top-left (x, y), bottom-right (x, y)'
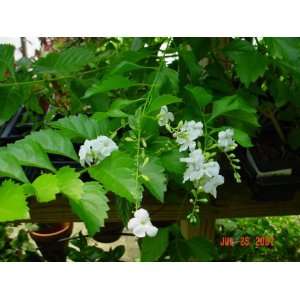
top-left (133, 37), bottom-right (172, 211)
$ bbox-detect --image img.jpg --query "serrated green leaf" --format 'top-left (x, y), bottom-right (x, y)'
top-left (0, 150), bottom-right (28, 183)
top-left (84, 75), bottom-right (137, 98)
top-left (35, 47), bottom-right (94, 74)
top-left (50, 114), bottom-right (109, 141)
top-left (225, 39), bottom-right (268, 87)
top-left (141, 228), bottom-right (169, 262)
top-left (147, 94), bottom-right (182, 112)
top-left (140, 157), bottom-right (167, 202)
top-left (27, 129), bottom-right (78, 161)
top-left (0, 44), bottom-right (15, 80)
top-left (69, 182), bottom-right (109, 236)
top-left (7, 139), bottom-right (55, 172)
top-left (233, 128), bottom-right (253, 148)
top-left (32, 174), bottom-right (59, 203)
top-left (56, 166), bottom-right (83, 202)
top-left (0, 180), bottom-right (29, 222)
top-left (89, 151), bottom-right (143, 203)
top-left (185, 85), bottom-right (213, 109)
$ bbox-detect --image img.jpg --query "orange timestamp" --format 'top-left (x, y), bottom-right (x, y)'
top-left (219, 236), bottom-right (274, 247)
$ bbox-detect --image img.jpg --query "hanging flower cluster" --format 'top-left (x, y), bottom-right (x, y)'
top-left (157, 105), bottom-right (240, 224)
top-left (79, 135), bottom-right (118, 167)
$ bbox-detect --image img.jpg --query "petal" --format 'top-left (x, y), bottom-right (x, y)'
top-left (145, 224), bottom-right (158, 237)
top-left (133, 225), bottom-right (146, 238)
top-left (127, 217), bottom-right (139, 230)
top-left (134, 208), bottom-right (149, 220)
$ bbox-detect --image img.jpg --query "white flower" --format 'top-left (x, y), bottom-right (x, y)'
top-left (157, 105), bottom-right (174, 126)
top-left (127, 208), bottom-right (158, 238)
top-left (203, 174), bottom-right (224, 198)
top-left (203, 161), bottom-right (220, 178)
top-left (79, 135), bottom-right (118, 167)
top-left (181, 149), bottom-right (205, 182)
top-left (218, 129), bottom-right (237, 152)
top-left (174, 120), bottom-right (203, 152)
top-left (181, 150), bottom-right (221, 183)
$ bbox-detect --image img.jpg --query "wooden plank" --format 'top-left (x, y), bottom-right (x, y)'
top-left (25, 182), bottom-right (300, 224)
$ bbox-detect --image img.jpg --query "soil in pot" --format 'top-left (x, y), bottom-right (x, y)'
top-left (30, 222), bottom-right (73, 262)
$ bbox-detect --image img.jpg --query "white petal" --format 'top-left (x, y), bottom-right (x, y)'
top-left (134, 208), bottom-right (149, 220)
top-left (145, 224), bottom-right (158, 237)
top-left (133, 225), bottom-right (146, 238)
top-left (127, 217), bottom-right (139, 230)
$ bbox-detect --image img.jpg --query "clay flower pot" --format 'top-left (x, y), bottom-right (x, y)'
top-left (30, 222), bottom-right (73, 262)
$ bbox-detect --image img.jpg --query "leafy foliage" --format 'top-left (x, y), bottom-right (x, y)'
top-left (89, 151), bottom-right (142, 203)
top-left (0, 180), bottom-right (29, 221)
top-left (7, 139), bottom-right (55, 172)
top-left (32, 174), bottom-right (59, 203)
top-left (34, 46), bottom-right (95, 74)
top-left (140, 157), bottom-right (167, 202)
top-left (50, 114), bottom-right (109, 140)
top-left (69, 182), bottom-right (109, 236)
top-left (27, 129), bottom-right (78, 161)
top-left (0, 44), bottom-right (14, 80)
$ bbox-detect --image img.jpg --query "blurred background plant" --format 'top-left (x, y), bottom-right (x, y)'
top-left (215, 216), bottom-right (300, 261)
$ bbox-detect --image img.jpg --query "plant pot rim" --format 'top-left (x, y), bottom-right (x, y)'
top-left (30, 222), bottom-right (73, 239)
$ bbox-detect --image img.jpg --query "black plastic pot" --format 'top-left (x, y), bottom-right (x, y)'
top-left (239, 147), bottom-right (300, 201)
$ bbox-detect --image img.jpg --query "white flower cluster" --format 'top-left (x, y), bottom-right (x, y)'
top-left (174, 120), bottom-right (203, 152)
top-left (79, 135), bottom-right (118, 167)
top-left (180, 149), bottom-right (224, 198)
top-left (127, 208), bottom-right (158, 238)
top-left (157, 106), bottom-right (239, 199)
top-left (218, 129), bottom-right (237, 152)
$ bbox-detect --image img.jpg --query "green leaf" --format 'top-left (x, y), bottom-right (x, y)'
top-left (32, 174), bottom-right (59, 203)
top-left (264, 37), bottom-right (300, 61)
top-left (0, 180), bottom-right (29, 222)
top-left (225, 39), bottom-right (268, 87)
top-left (233, 128), bottom-right (253, 147)
top-left (69, 182), bottom-right (109, 236)
top-left (35, 47), bottom-right (94, 74)
top-left (185, 85), bottom-right (213, 109)
top-left (187, 237), bottom-right (214, 261)
top-left (84, 75), bottom-right (137, 98)
top-left (56, 167), bottom-right (84, 202)
top-left (209, 95), bottom-right (256, 122)
top-left (0, 44), bottom-right (15, 80)
top-left (147, 94), bottom-right (182, 112)
top-left (0, 150), bottom-right (28, 183)
top-left (0, 87), bottom-right (23, 126)
top-left (89, 151), bottom-right (143, 203)
top-left (7, 139), bottom-right (55, 172)
top-left (160, 148), bottom-right (186, 175)
top-left (109, 61), bottom-right (145, 75)
top-left (27, 129), bottom-right (78, 161)
top-left (140, 157), bottom-right (167, 202)
top-left (51, 114), bottom-right (109, 141)
top-left (141, 228), bottom-right (169, 262)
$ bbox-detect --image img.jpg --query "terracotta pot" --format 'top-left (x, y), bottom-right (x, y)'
top-left (30, 222), bottom-right (73, 262)
top-left (93, 222), bottom-right (123, 243)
